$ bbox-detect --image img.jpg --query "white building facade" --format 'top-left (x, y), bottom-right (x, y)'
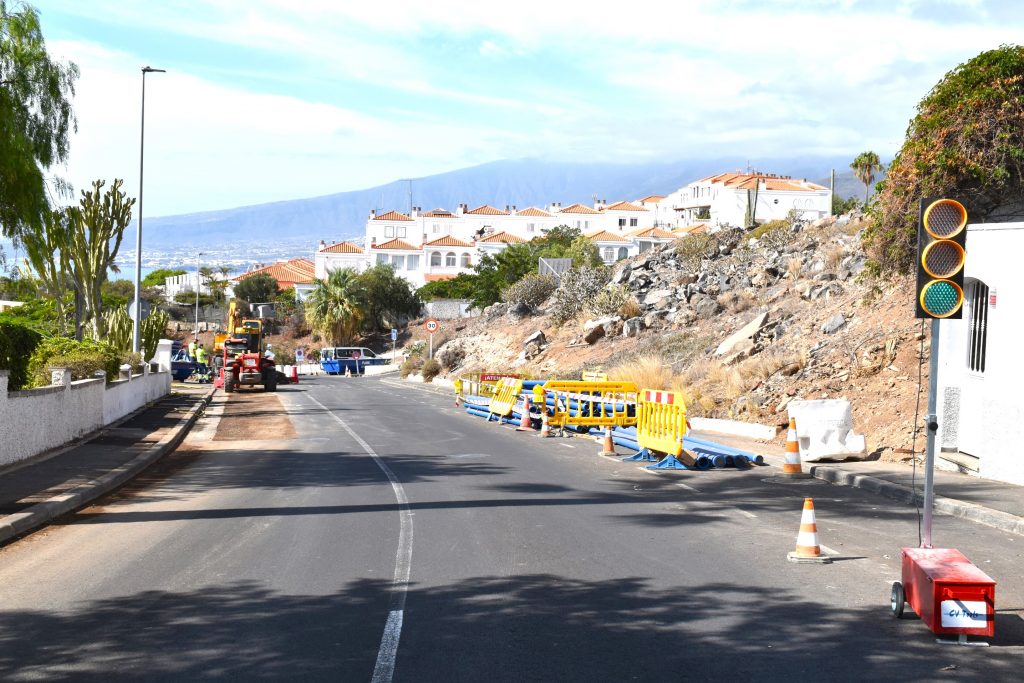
top-left (934, 222), bottom-right (1024, 486)
top-left (675, 172), bottom-right (831, 229)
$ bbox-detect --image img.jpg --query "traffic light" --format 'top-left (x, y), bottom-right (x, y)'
top-left (915, 198), bottom-right (968, 319)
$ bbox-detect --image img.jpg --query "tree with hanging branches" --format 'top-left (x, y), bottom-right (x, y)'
top-left (18, 207), bottom-right (72, 334)
top-left (0, 1), bottom-right (79, 239)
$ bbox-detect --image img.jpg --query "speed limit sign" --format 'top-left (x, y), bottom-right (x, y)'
top-left (424, 318), bottom-right (439, 333)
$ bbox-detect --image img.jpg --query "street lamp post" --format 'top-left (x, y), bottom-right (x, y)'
top-left (133, 65), bottom-right (166, 354)
top-left (195, 252), bottom-right (203, 338)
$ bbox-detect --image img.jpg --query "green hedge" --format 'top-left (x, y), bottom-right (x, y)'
top-left (26, 337), bottom-right (122, 388)
top-left (0, 322), bottom-right (44, 391)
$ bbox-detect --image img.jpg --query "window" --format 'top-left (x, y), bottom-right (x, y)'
top-left (390, 254), bottom-right (405, 270)
top-left (385, 226), bottom-right (395, 238)
top-left (629, 218), bottom-right (638, 227)
top-left (376, 254), bottom-right (388, 265)
top-left (433, 223), bottom-right (441, 233)
top-left (396, 226), bottom-right (407, 238)
top-left (445, 252), bottom-right (456, 267)
top-left (967, 280), bottom-right (989, 373)
top-left (618, 218), bottom-right (627, 227)
top-left (460, 253), bottom-right (471, 268)
top-left (617, 247), bottom-right (629, 260)
top-left (603, 247), bottom-right (614, 262)
top-left (527, 223), bottom-right (536, 233)
top-left (407, 255), bottom-right (420, 271)
top-left (430, 251), bottom-right (442, 267)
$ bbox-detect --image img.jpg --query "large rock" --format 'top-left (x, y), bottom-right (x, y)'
top-left (524, 341), bottom-right (543, 360)
top-left (583, 324), bottom-right (606, 344)
top-left (612, 265), bottom-right (632, 284)
top-left (822, 314), bottom-right (847, 334)
top-left (623, 317), bottom-right (646, 337)
top-left (715, 312), bottom-right (769, 356)
top-left (643, 288), bottom-right (673, 307)
top-left (523, 330), bottom-right (546, 347)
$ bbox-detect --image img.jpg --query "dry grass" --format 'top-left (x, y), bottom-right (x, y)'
top-left (607, 355), bottom-right (675, 391)
top-left (618, 296), bottom-right (642, 319)
top-left (786, 257), bottom-right (803, 280)
top-left (824, 245), bottom-right (845, 271)
top-left (736, 348), bottom-right (806, 382)
top-left (716, 290), bottom-right (757, 313)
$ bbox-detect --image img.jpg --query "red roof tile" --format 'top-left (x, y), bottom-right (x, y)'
top-left (466, 205), bottom-right (509, 216)
top-left (372, 238), bottom-right (420, 250)
top-left (424, 274), bottom-right (457, 282)
top-left (515, 207), bottom-right (553, 217)
top-left (604, 201), bottom-right (646, 211)
top-left (560, 203), bottom-right (600, 214)
top-left (423, 235), bottom-right (473, 247)
top-left (373, 210), bottom-right (414, 221)
top-left (628, 227), bottom-right (676, 239)
top-left (585, 229), bottom-right (629, 242)
top-left (478, 231), bottom-right (527, 244)
top-left (422, 208), bottom-right (455, 217)
top-left (637, 195), bottom-right (665, 203)
top-left (234, 258), bottom-right (315, 287)
top-left (320, 241), bottom-right (363, 254)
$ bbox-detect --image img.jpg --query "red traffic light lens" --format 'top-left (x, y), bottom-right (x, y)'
top-left (923, 199), bottom-right (967, 239)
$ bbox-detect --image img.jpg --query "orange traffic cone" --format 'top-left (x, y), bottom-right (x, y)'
top-left (787, 498), bottom-right (832, 564)
top-left (599, 426), bottom-right (616, 456)
top-left (538, 409), bottom-right (552, 438)
top-left (292, 366), bottom-right (299, 384)
top-left (516, 395), bottom-right (533, 431)
top-left (782, 417), bottom-right (809, 478)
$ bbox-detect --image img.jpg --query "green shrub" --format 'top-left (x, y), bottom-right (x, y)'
top-left (588, 284), bottom-right (630, 317)
top-left (400, 356), bottom-right (423, 378)
top-left (549, 267), bottom-right (610, 324)
top-left (26, 337), bottom-right (122, 387)
top-left (674, 233), bottom-right (719, 269)
top-left (0, 321), bottom-right (44, 390)
top-left (749, 219), bottom-right (790, 250)
top-left (501, 273), bottom-right (558, 307)
top-left (421, 358), bottom-right (442, 382)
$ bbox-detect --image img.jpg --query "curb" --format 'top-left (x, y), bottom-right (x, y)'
top-left (0, 387), bottom-right (216, 546)
top-left (808, 465), bottom-right (1024, 538)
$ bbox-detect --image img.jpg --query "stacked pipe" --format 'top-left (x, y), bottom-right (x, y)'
top-left (604, 426), bottom-right (765, 469)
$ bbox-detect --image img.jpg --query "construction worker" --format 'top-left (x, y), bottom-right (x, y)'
top-left (188, 337), bottom-right (198, 361)
top-left (265, 343), bottom-right (276, 362)
top-left (195, 345), bottom-right (208, 382)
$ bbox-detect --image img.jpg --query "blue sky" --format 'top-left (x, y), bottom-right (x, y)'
top-left (32, 0), bottom-right (1024, 216)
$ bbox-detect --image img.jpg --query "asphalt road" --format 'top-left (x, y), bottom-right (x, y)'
top-left (0, 376), bottom-right (1022, 682)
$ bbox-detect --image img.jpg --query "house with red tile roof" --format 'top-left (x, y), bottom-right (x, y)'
top-left (233, 258), bottom-right (317, 300)
top-left (315, 240), bottom-right (366, 279)
top-left (674, 172), bottom-right (831, 229)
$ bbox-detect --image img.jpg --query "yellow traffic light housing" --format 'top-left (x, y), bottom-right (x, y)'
top-left (916, 199), bottom-right (967, 319)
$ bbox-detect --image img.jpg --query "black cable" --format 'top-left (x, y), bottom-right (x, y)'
top-left (910, 319), bottom-right (926, 546)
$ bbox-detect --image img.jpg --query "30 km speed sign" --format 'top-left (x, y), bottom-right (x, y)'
top-left (424, 318), bottom-right (439, 333)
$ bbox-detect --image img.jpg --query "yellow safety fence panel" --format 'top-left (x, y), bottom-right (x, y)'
top-left (488, 377), bottom-right (524, 417)
top-left (636, 388), bottom-right (688, 456)
top-left (543, 381), bottom-right (639, 428)
top-left (456, 372), bottom-right (519, 404)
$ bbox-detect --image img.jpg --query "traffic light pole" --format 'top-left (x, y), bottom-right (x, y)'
top-left (922, 317), bottom-right (940, 548)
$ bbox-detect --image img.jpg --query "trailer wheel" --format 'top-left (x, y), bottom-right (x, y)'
top-left (225, 374), bottom-right (236, 393)
top-left (890, 581), bottom-right (905, 619)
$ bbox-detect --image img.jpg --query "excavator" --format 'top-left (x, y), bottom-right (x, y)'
top-left (214, 300), bottom-right (277, 392)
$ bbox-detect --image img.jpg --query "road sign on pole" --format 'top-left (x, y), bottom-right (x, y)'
top-left (127, 299), bottom-right (151, 321)
top-left (391, 328), bottom-right (398, 341)
top-left (424, 318), bottom-right (438, 359)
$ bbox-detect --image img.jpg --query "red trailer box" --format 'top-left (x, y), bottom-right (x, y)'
top-left (896, 547), bottom-right (995, 640)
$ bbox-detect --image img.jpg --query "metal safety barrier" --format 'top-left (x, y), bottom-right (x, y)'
top-left (487, 377), bottom-right (525, 418)
top-left (543, 381), bottom-right (638, 429)
top-left (455, 372), bottom-right (520, 407)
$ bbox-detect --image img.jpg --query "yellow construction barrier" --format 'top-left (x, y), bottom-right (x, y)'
top-left (543, 381), bottom-right (639, 429)
top-left (488, 377), bottom-right (525, 418)
top-left (635, 389), bottom-right (689, 457)
top-left (456, 372), bottom-right (520, 405)
top-left (581, 371), bottom-right (609, 382)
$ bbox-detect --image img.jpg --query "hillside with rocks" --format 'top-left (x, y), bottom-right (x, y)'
top-left (427, 212), bottom-right (928, 460)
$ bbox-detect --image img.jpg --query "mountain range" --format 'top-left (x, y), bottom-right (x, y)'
top-left (132, 156), bottom-right (880, 249)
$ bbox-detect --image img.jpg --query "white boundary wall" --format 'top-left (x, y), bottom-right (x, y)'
top-left (0, 340), bottom-right (173, 468)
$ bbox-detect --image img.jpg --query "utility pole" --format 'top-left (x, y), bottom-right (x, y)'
top-left (399, 178), bottom-right (414, 213)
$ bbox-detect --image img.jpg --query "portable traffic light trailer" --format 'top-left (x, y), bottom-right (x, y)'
top-left (892, 198), bottom-right (996, 645)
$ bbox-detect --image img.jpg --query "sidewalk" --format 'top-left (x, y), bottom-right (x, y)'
top-left (0, 384), bottom-right (213, 545)
top-left (691, 429), bottom-right (1024, 537)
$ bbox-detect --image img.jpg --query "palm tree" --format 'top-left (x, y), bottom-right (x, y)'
top-left (850, 151), bottom-right (883, 207)
top-left (304, 267), bottom-right (364, 344)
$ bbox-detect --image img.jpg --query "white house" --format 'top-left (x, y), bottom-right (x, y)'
top-left (675, 172), bottom-right (831, 229)
top-left (315, 240), bottom-right (366, 279)
top-left (934, 221), bottom-right (1024, 486)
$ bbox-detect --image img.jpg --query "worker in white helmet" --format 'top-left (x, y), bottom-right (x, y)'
top-left (264, 343), bottom-right (276, 362)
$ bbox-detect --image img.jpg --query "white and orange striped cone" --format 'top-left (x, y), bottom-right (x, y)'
top-left (538, 409), bottom-right (552, 438)
top-left (782, 417), bottom-right (810, 478)
top-left (599, 426), bottom-right (616, 456)
top-left (516, 395), bottom-right (533, 431)
top-left (787, 497), bottom-right (832, 564)
top-left (344, 366), bottom-right (351, 378)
